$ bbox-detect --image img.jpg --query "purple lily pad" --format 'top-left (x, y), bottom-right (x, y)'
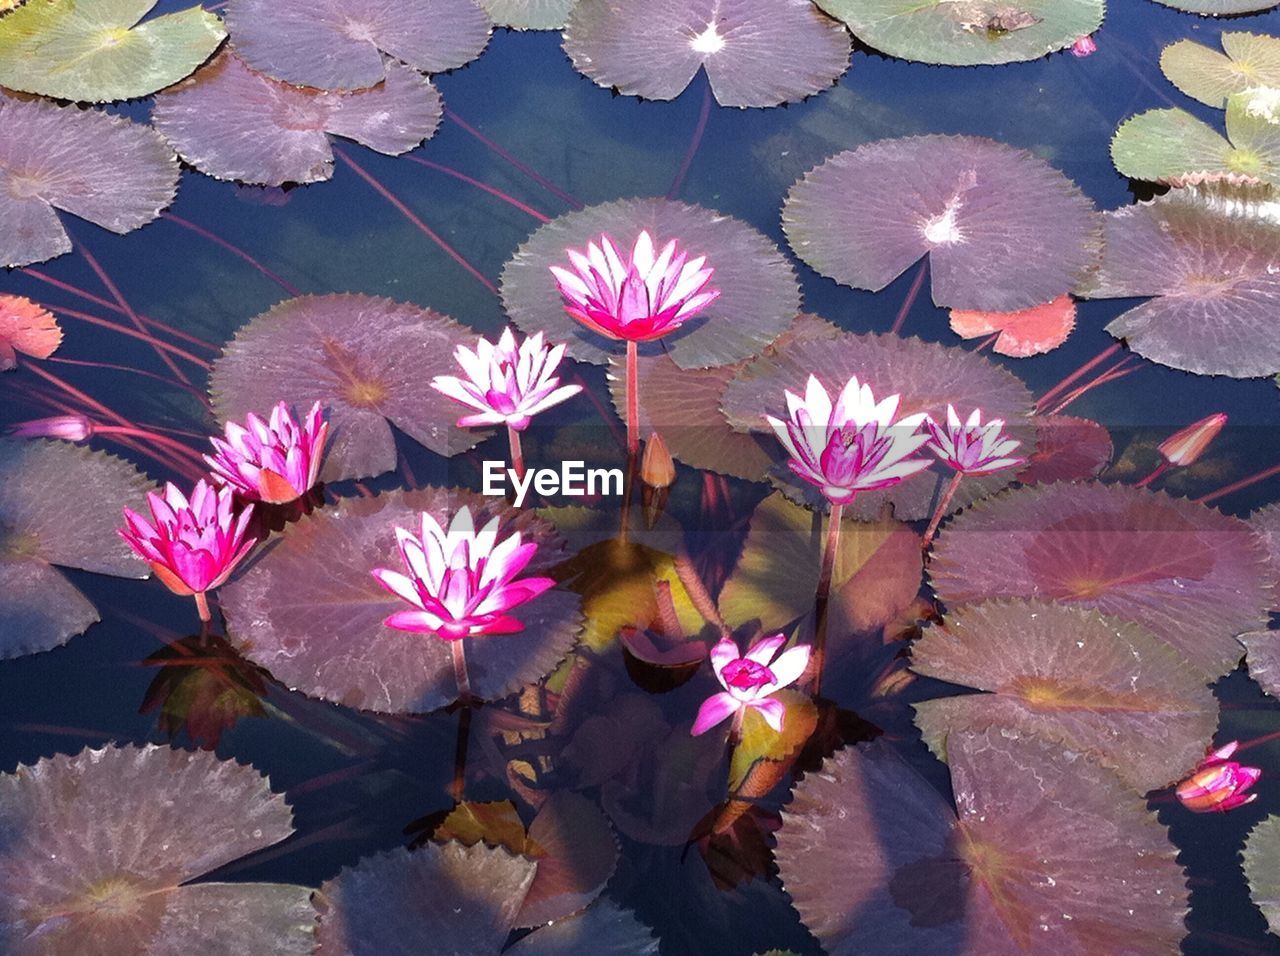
top-left (220, 487), bottom-right (583, 714)
top-left (209, 294), bottom-right (488, 483)
top-left (783, 135), bottom-right (1101, 312)
top-left (1242, 630), bottom-right (1280, 698)
top-left (776, 732), bottom-right (1188, 954)
top-left (1244, 815), bottom-right (1280, 938)
top-left (0, 744), bottom-right (312, 954)
top-left (1014, 414), bottom-right (1112, 485)
top-left (911, 601), bottom-right (1219, 792)
top-left (719, 317), bottom-right (1036, 520)
top-left (517, 791), bottom-right (620, 927)
top-left (563, 0), bottom-right (851, 108)
top-left (1080, 184), bottom-right (1280, 378)
top-left (501, 197), bottom-right (800, 369)
top-left (0, 93), bottom-right (178, 268)
top-left (153, 52), bottom-right (443, 187)
top-left (313, 841), bottom-right (537, 955)
top-left (509, 900), bottom-right (659, 954)
top-left (930, 482), bottom-right (1274, 678)
top-left (226, 0), bottom-right (492, 91)
top-left (0, 440), bottom-right (152, 657)
top-left (1154, 0), bottom-right (1280, 13)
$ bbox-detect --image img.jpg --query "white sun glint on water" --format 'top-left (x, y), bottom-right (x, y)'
top-left (922, 203), bottom-right (964, 245)
top-left (690, 21), bottom-right (726, 55)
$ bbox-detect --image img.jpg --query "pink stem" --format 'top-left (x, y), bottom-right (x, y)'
top-left (46, 355), bottom-right (212, 407)
top-left (403, 156), bottom-right (551, 222)
top-left (445, 110), bottom-right (584, 210)
top-left (806, 501), bottom-right (844, 695)
top-left (1134, 461), bottom-right (1169, 488)
top-left (626, 340), bottom-right (640, 458)
top-left (335, 149), bottom-right (499, 296)
top-left (451, 639), bottom-right (472, 703)
top-left (1046, 358), bottom-right (1141, 415)
top-left (1195, 461), bottom-right (1280, 506)
top-left (507, 425), bottom-right (525, 480)
top-left (890, 260), bottom-right (929, 335)
top-left (162, 212), bottom-right (302, 296)
top-left (94, 426), bottom-right (207, 464)
top-left (1035, 341), bottom-right (1123, 412)
top-left (50, 306), bottom-right (212, 368)
top-left (922, 471), bottom-right (964, 550)
top-left (1236, 729), bottom-right (1280, 753)
top-left (194, 591), bottom-right (212, 623)
top-left (668, 82), bottom-right (713, 199)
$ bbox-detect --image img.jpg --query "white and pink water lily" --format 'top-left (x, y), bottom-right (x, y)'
top-left (430, 328), bottom-right (582, 431)
top-left (691, 634), bottom-right (812, 736)
top-left (924, 404), bottom-right (1024, 476)
top-left (205, 401), bottom-right (328, 504)
top-left (371, 506), bottom-right (555, 640)
top-left (766, 374), bottom-right (932, 506)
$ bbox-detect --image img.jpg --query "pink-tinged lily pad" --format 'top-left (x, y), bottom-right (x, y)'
top-left (313, 841), bottom-right (537, 955)
top-left (1250, 503), bottom-right (1280, 590)
top-left (220, 487), bottom-right (583, 714)
top-left (0, 294), bottom-right (61, 370)
top-left (225, 0), bottom-right (492, 92)
top-left (777, 732), bottom-right (1188, 954)
top-left (563, 0), bottom-right (850, 108)
top-left (509, 900), bottom-right (659, 954)
top-left (783, 136), bottom-right (1100, 312)
top-left (501, 197), bottom-right (800, 369)
top-left (911, 601), bottom-right (1220, 792)
top-left (0, 744), bottom-right (313, 954)
top-left (720, 319), bottom-right (1036, 519)
top-left (153, 53), bottom-right (443, 187)
top-left (1245, 815), bottom-right (1280, 938)
top-left (0, 440), bottom-right (152, 657)
top-left (1242, 630), bottom-right (1280, 698)
top-left (929, 482), bottom-right (1274, 678)
top-left (209, 294), bottom-right (487, 483)
top-left (480, 0), bottom-right (576, 30)
top-left (1014, 414), bottom-right (1112, 485)
top-left (948, 294), bottom-right (1076, 357)
top-left (1079, 184), bottom-right (1280, 378)
top-left (0, 93), bottom-right (178, 269)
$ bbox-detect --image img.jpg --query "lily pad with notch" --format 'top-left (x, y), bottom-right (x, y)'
top-left (1161, 32), bottom-right (1280, 108)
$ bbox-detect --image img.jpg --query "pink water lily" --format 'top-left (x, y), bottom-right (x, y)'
top-left (431, 328), bottom-right (581, 431)
top-left (925, 404), bottom-right (1024, 476)
top-left (550, 230), bottom-right (719, 343)
top-left (691, 634), bottom-right (811, 736)
top-left (205, 401), bottom-right (328, 504)
top-left (1176, 740), bottom-right (1261, 813)
top-left (119, 480), bottom-right (256, 621)
top-left (766, 374), bottom-right (932, 506)
top-left (371, 506), bottom-right (556, 641)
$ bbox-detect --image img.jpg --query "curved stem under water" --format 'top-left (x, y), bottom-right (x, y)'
top-left (922, 471), bottom-right (964, 550)
top-left (806, 501), bottom-right (844, 695)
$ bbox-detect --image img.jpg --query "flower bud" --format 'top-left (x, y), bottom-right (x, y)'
top-left (641, 432), bottom-right (676, 489)
top-left (1159, 413), bottom-right (1227, 466)
top-left (7, 415), bottom-right (93, 442)
top-left (1071, 35), bottom-right (1097, 57)
top-left (1175, 740), bottom-right (1260, 813)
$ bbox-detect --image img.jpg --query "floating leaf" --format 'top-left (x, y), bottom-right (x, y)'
top-left (1015, 414), bottom-right (1112, 484)
top-left (729, 687), bottom-right (817, 790)
top-left (221, 487), bottom-right (582, 713)
top-left (1161, 32), bottom-right (1280, 108)
top-left (0, 294), bottom-right (60, 370)
top-left (814, 0), bottom-right (1103, 66)
top-left (563, 0), bottom-right (850, 108)
top-left (776, 733), bottom-right (1188, 954)
top-left (1079, 183), bottom-right (1280, 378)
top-left (0, 440), bottom-right (151, 657)
top-left (930, 482), bottom-right (1273, 678)
top-left (0, 0), bottom-right (225, 102)
top-left (435, 800), bottom-right (532, 851)
top-left (912, 601), bottom-right (1219, 792)
top-left (313, 841), bottom-right (536, 955)
top-left (480, 0), bottom-right (576, 29)
top-left (1250, 501), bottom-right (1280, 588)
top-left (209, 294), bottom-right (486, 482)
top-left (1240, 629), bottom-right (1280, 697)
top-left (1245, 815), bottom-right (1280, 938)
top-left (0, 93), bottom-right (178, 268)
top-left (501, 197), bottom-right (800, 368)
top-left (1152, 0), bottom-right (1280, 14)
top-left (0, 744), bottom-right (312, 953)
top-left (948, 294), bottom-right (1076, 357)
top-left (509, 900), bottom-right (659, 954)
top-left (153, 52), bottom-right (442, 187)
top-left (517, 792), bottom-right (619, 927)
top-left (226, 0), bottom-right (491, 91)
top-left (784, 136), bottom-right (1100, 312)
top-left (720, 320), bottom-right (1036, 520)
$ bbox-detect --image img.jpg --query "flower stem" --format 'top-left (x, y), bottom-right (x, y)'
top-left (1135, 461), bottom-right (1169, 488)
top-left (922, 471), bottom-right (964, 550)
top-left (451, 701), bottom-right (473, 803)
top-left (626, 340), bottom-right (640, 458)
top-left (161, 212), bottom-right (302, 297)
top-left (728, 705), bottom-right (746, 750)
top-left (507, 425), bottom-right (525, 481)
top-left (451, 640), bottom-right (472, 704)
top-left (890, 260), bottom-right (928, 335)
top-left (194, 591), bottom-right (212, 623)
top-left (668, 80), bottom-right (713, 199)
top-left (1035, 341), bottom-right (1123, 412)
top-left (806, 501), bottom-right (844, 695)
top-left (404, 156), bottom-right (551, 223)
top-left (445, 110), bottom-right (584, 210)
top-left (1195, 460), bottom-right (1280, 506)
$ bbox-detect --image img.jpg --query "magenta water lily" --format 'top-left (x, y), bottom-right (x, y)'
top-left (691, 633), bottom-right (811, 736)
top-left (1176, 741), bottom-right (1261, 813)
top-left (205, 401), bottom-right (328, 504)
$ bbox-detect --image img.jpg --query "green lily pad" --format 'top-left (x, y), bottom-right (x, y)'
top-left (729, 687), bottom-right (817, 790)
top-left (480, 0), bottom-right (575, 29)
top-left (1245, 815), bottom-right (1280, 938)
top-left (1152, 0), bottom-right (1280, 14)
top-left (0, 0), bottom-right (225, 103)
top-left (1161, 32), bottom-right (1280, 108)
top-left (814, 0), bottom-right (1103, 67)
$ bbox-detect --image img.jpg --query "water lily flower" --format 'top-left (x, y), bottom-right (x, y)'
top-left (1071, 35), bottom-right (1097, 57)
top-left (371, 506), bottom-right (556, 640)
top-left (119, 480), bottom-right (256, 621)
top-left (925, 405), bottom-right (1024, 476)
top-left (205, 401), bottom-right (328, 504)
top-left (765, 374), bottom-right (932, 507)
top-left (1176, 741), bottom-right (1261, 813)
top-left (7, 414), bottom-right (93, 442)
top-left (1160, 413), bottom-right (1227, 467)
top-left (691, 634), bottom-right (811, 736)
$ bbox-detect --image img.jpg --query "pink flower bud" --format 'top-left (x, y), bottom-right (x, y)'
top-left (1159, 413), bottom-right (1227, 467)
top-left (1176, 741), bottom-right (1261, 813)
top-left (7, 415), bottom-right (93, 442)
top-left (1071, 35), bottom-right (1097, 57)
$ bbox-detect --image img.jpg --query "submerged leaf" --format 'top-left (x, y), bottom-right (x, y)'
top-left (0, 295), bottom-right (61, 370)
top-left (226, 0), bottom-right (491, 91)
top-left (0, 0), bottom-right (225, 102)
top-left (209, 294), bottom-right (486, 482)
top-left (784, 136), bottom-right (1100, 312)
top-left (948, 294), bottom-right (1076, 357)
top-left (1014, 414), bottom-right (1112, 485)
top-left (912, 601), bottom-right (1219, 792)
top-left (154, 52), bottom-right (442, 186)
top-left (563, 0), bottom-right (850, 108)
top-left (0, 744), bottom-right (312, 954)
top-left (1161, 32), bottom-right (1280, 108)
top-left (0, 93), bottom-right (178, 268)
top-left (775, 733), bottom-right (1188, 954)
top-left (929, 482), bottom-right (1273, 678)
top-left (517, 792), bottom-right (619, 927)
top-left (1245, 815), bottom-right (1280, 938)
top-left (220, 487), bottom-right (582, 713)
